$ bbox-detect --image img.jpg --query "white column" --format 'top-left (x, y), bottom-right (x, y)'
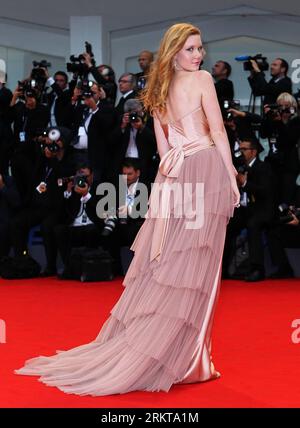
top-left (70, 16), bottom-right (104, 65)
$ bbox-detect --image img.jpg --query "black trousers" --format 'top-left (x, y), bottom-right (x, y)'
top-left (223, 206), bottom-right (272, 274)
top-left (0, 221), bottom-right (10, 258)
top-left (267, 222), bottom-right (300, 270)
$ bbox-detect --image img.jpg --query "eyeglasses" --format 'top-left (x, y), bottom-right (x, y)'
top-left (240, 148), bottom-right (254, 151)
top-left (118, 79), bottom-right (131, 84)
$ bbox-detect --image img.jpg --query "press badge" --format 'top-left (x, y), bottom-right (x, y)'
top-left (78, 126), bottom-right (86, 137)
top-left (19, 132), bottom-right (26, 142)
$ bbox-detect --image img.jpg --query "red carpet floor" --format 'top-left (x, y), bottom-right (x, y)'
top-left (0, 275), bottom-right (299, 408)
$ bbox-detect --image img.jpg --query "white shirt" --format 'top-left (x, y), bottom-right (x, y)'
top-left (73, 107), bottom-right (99, 150)
top-left (125, 127), bottom-right (139, 158)
top-left (122, 90), bottom-right (134, 99)
top-left (240, 157), bottom-right (257, 206)
top-left (72, 192), bottom-right (94, 227)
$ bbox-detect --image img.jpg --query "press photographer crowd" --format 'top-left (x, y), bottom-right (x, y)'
top-left (0, 44), bottom-right (299, 282)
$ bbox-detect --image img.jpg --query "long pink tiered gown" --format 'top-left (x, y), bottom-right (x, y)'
top-left (15, 71), bottom-right (237, 396)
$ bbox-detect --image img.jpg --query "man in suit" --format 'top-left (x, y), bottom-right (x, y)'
top-left (10, 133), bottom-right (71, 275)
top-left (212, 60), bottom-right (234, 107)
top-left (54, 163), bottom-right (111, 273)
top-left (222, 136), bottom-right (275, 282)
top-left (107, 99), bottom-right (157, 186)
top-left (115, 73), bottom-right (137, 117)
top-left (69, 82), bottom-right (115, 184)
top-left (0, 172), bottom-right (21, 257)
top-left (248, 58), bottom-right (292, 105)
top-left (46, 70), bottom-right (73, 128)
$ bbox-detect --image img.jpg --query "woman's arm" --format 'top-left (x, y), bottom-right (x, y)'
top-left (198, 70), bottom-right (238, 182)
top-left (153, 112), bottom-right (170, 159)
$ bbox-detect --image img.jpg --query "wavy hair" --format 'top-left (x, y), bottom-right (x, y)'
top-left (140, 23), bottom-right (202, 116)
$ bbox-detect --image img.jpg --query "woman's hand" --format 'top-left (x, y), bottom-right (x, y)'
top-left (231, 179), bottom-right (241, 208)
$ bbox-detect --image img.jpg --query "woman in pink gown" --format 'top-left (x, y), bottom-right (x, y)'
top-left (15, 23), bottom-right (240, 396)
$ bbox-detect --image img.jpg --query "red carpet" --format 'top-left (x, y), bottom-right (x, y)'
top-left (0, 275), bottom-right (299, 408)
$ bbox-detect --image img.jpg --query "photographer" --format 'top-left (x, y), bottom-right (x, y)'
top-left (69, 81), bottom-right (115, 184)
top-left (54, 164), bottom-right (107, 274)
top-left (108, 99), bottom-right (157, 185)
top-left (260, 92), bottom-right (300, 206)
top-left (0, 172), bottom-right (21, 258)
top-left (223, 102), bottom-right (263, 163)
top-left (267, 203), bottom-right (300, 278)
top-left (9, 84), bottom-right (50, 199)
top-left (45, 70), bottom-right (73, 128)
top-left (248, 57), bottom-right (292, 105)
top-left (222, 136), bottom-right (275, 282)
top-left (212, 60), bottom-right (234, 106)
top-left (81, 53), bottom-right (117, 106)
top-left (10, 128), bottom-right (72, 275)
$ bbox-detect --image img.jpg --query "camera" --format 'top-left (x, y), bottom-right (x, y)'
top-left (39, 127), bottom-right (62, 153)
top-left (129, 111), bottom-right (142, 123)
top-left (67, 41), bottom-right (96, 79)
top-left (18, 80), bottom-right (38, 98)
top-left (101, 211), bottom-right (129, 237)
top-left (222, 99), bottom-right (240, 120)
top-left (74, 173), bottom-right (88, 188)
top-left (77, 79), bottom-right (94, 98)
top-left (278, 203), bottom-right (300, 224)
top-left (266, 103), bottom-right (295, 119)
top-left (235, 54), bottom-right (269, 72)
top-left (31, 60), bottom-right (51, 88)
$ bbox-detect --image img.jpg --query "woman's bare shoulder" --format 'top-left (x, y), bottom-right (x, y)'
top-left (193, 69), bottom-right (213, 82)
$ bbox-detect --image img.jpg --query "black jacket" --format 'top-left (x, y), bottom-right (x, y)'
top-left (0, 175), bottom-right (21, 222)
top-left (248, 73), bottom-right (292, 105)
top-left (115, 91), bottom-right (138, 117)
top-left (242, 157), bottom-right (275, 220)
top-left (215, 78), bottom-right (234, 105)
top-left (47, 83), bottom-right (73, 128)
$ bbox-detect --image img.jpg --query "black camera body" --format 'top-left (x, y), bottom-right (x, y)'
top-left (222, 99), bottom-right (240, 120)
top-left (243, 54), bottom-right (269, 72)
top-left (74, 173), bottom-right (88, 188)
top-left (129, 111), bottom-right (141, 123)
top-left (77, 79), bottom-right (94, 98)
top-left (67, 41), bottom-right (96, 79)
top-left (31, 60), bottom-right (51, 88)
top-left (278, 203), bottom-right (300, 224)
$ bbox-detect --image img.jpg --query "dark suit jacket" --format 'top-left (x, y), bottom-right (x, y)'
top-left (47, 83), bottom-right (73, 128)
top-left (248, 73), bottom-right (292, 105)
top-left (0, 175), bottom-right (21, 223)
top-left (242, 157), bottom-right (275, 220)
top-left (215, 78), bottom-right (234, 105)
top-left (63, 184), bottom-right (103, 228)
top-left (115, 91), bottom-right (138, 117)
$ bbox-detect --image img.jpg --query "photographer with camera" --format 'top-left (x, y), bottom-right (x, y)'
top-left (260, 92), bottom-right (300, 206)
top-left (81, 53), bottom-right (118, 106)
top-left (212, 60), bottom-right (234, 106)
top-left (10, 127), bottom-right (73, 276)
top-left (69, 80), bottom-right (115, 184)
top-left (107, 99), bottom-right (157, 186)
top-left (223, 101), bottom-right (263, 165)
top-left (222, 136), bottom-right (275, 282)
top-left (54, 163), bottom-right (111, 276)
top-left (248, 57), bottom-right (292, 105)
top-left (9, 83), bottom-right (50, 200)
top-left (44, 70), bottom-right (73, 128)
